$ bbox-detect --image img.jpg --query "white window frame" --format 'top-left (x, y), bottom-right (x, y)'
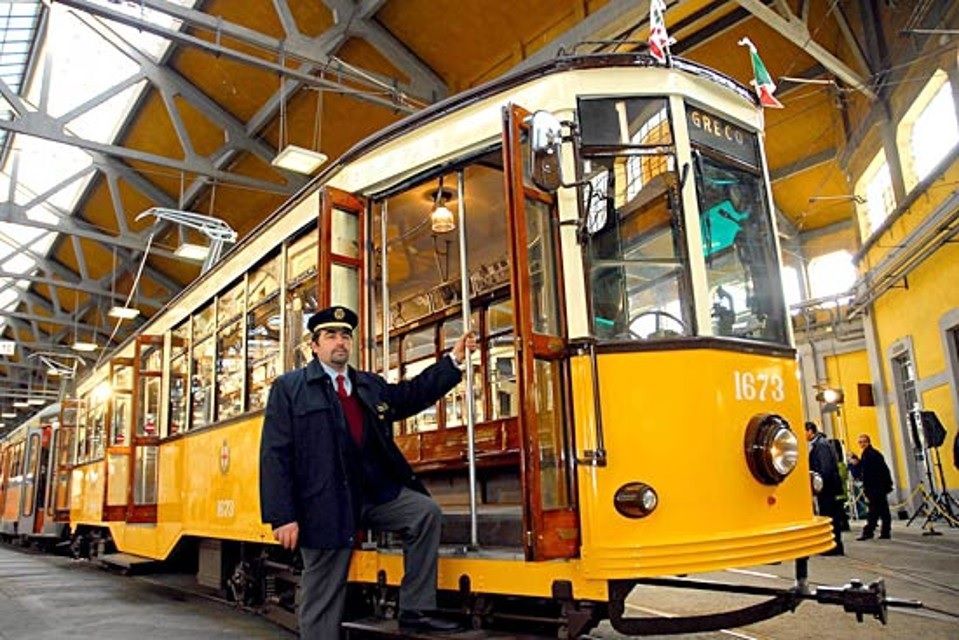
top-left (897, 69), bottom-right (959, 192)
top-left (854, 150), bottom-right (896, 241)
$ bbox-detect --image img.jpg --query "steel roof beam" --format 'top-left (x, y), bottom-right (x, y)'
top-left (0, 309), bottom-right (102, 332)
top-left (51, 0), bottom-right (419, 113)
top-left (0, 270), bottom-right (162, 308)
top-left (731, 0), bottom-right (877, 100)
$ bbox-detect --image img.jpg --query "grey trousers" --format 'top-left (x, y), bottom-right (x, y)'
top-left (298, 487), bottom-right (443, 639)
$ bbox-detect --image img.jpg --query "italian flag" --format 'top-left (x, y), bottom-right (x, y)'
top-left (738, 37), bottom-right (784, 109)
top-left (648, 0), bottom-right (671, 64)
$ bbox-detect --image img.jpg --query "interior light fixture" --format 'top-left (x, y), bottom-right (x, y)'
top-left (108, 306), bottom-right (141, 320)
top-left (72, 341), bottom-right (98, 352)
top-left (48, 368), bottom-right (61, 376)
top-left (13, 401), bottom-right (29, 408)
top-left (174, 242), bottom-right (211, 262)
top-left (1, 412), bottom-right (16, 419)
top-left (27, 398), bottom-right (46, 406)
top-left (272, 145), bottom-right (328, 174)
top-left (429, 176), bottom-right (456, 234)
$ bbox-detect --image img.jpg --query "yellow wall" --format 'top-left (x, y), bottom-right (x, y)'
top-left (823, 349), bottom-right (880, 455)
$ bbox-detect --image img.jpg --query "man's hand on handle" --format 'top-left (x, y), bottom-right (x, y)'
top-left (452, 331), bottom-right (478, 364)
top-left (274, 521), bottom-right (299, 550)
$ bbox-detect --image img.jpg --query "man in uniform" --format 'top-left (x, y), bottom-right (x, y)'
top-left (850, 434), bottom-right (893, 540)
top-left (260, 305), bottom-right (475, 637)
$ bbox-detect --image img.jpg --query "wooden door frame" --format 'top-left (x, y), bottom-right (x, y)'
top-left (127, 335), bottom-right (163, 523)
top-left (502, 103), bottom-right (579, 560)
top-left (103, 357), bottom-right (133, 521)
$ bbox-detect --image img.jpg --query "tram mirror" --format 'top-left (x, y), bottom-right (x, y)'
top-left (529, 110), bottom-right (564, 192)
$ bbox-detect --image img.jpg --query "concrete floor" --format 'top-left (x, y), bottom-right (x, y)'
top-left (0, 520), bottom-right (956, 639)
top-left (0, 546), bottom-right (294, 640)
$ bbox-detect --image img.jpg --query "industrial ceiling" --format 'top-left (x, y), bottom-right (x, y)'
top-left (0, 0), bottom-right (951, 426)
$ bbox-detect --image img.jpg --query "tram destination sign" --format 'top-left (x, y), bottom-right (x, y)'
top-left (0, 340), bottom-right (14, 356)
top-left (686, 107), bottom-right (759, 168)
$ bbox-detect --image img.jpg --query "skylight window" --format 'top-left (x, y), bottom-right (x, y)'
top-left (807, 251), bottom-right (857, 300)
top-left (909, 78), bottom-right (958, 184)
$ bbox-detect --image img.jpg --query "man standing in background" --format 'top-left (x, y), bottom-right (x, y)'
top-left (849, 434), bottom-right (893, 540)
top-left (805, 422), bottom-right (844, 555)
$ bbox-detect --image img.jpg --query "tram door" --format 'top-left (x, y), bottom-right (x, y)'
top-left (503, 104), bottom-right (579, 560)
top-left (18, 429), bottom-right (42, 535)
top-left (129, 335), bottom-right (163, 523)
top-left (55, 400), bottom-right (80, 521)
top-left (104, 358), bottom-right (133, 521)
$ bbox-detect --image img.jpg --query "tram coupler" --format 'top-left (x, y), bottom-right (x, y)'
top-left (812, 578), bottom-right (923, 624)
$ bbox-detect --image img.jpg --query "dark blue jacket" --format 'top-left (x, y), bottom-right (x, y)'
top-left (259, 356), bottom-right (462, 549)
top-left (859, 445), bottom-right (893, 497)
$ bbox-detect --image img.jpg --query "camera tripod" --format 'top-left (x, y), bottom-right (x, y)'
top-left (906, 443), bottom-right (958, 535)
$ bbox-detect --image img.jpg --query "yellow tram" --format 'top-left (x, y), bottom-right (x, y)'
top-left (47, 52), bottom-right (905, 636)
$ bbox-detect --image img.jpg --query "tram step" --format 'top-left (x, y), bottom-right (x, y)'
top-left (341, 617), bottom-right (549, 639)
top-left (99, 552), bottom-right (158, 574)
top-left (440, 506), bottom-right (523, 547)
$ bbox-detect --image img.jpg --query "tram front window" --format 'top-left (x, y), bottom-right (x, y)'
top-left (694, 152), bottom-right (787, 344)
top-left (579, 96), bottom-right (693, 341)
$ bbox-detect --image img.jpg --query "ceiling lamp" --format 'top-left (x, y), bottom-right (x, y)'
top-left (174, 241), bottom-right (210, 262)
top-left (13, 400), bottom-right (29, 408)
top-left (272, 145), bottom-right (328, 174)
top-left (272, 85), bottom-right (328, 174)
top-left (429, 176), bottom-right (456, 234)
top-left (108, 306), bottom-right (141, 320)
top-left (72, 340), bottom-right (98, 352)
top-left (27, 398), bottom-right (46, 406)
top-left (0, 412), bottom-right (15, 419)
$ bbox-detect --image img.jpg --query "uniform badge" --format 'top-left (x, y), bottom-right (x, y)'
top-left (334, 308), bottom-right (345, 320)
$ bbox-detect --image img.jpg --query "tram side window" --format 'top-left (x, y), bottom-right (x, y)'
top-left (111, 363), bottom-right (132, 445)
top-left (169, 321), bottom-right (190, 436)
top-left (190, 302), bottom-right (215, 431)
top-left (578, 96), bottom-right (694, 341)
top-left (139, 342), bottom-right (163, 437)
top-left (21, 434), bottom-right (40, 516)
top-left (286, 230), bottom-right (319, 371)
top-left (248, 256), bottom-right (281, 412)
top-left (687, 105), bottom-right (787, 344)
top-left (217, 280), bottom-right (245, 421)
top-left (402, 326), bottom-right (440, 433)
top-left (442, 313), bottom-right (484, 428)
top-left (487, 300), bottom-right (518, 420)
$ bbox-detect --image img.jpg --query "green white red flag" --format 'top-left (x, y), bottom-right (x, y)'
top-left (648, 0), bottom-right (672, 64)
top-left (738, 37), bottom-right (784, 109)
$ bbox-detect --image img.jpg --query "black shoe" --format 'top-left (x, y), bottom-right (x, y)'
top-left (856, 533), bottom-right (873, 541)
top-left (398, 610), bottom-right (463, 633)
top-left (822, 547), bottom-right (844, 556)
top-left (878, 533), bottom-right (891, 539)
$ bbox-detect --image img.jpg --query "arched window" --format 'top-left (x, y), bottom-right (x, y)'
top-left (854, 151), bottom-right (896, 240)
top-left (807, 251), bottom-right (857, 300)
top-left (897, 70), bottom-right (959, 191)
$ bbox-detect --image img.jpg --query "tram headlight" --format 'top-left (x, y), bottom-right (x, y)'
top-left (744, 414), bottom-right (799, 485)
top-left (614, 482), bottom-right (659, 518)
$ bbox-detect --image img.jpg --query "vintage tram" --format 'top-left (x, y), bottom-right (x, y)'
top-left (6, 52), bottom-right (913, 636)
top-left (0, 403), bottom-right (70, 546)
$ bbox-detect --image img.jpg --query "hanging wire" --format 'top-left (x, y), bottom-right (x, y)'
top-left (95, 231), bottom-right (156, 369)
top-left (313, 88), bottom-right (323, 152)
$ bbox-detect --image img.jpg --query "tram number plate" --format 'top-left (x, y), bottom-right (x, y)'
top-left (216, 499), bottom-right (236, 518)
top-left (733, 371), bottom-right (785, 402)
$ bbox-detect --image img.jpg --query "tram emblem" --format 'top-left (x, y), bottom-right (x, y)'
top-left (219, 439), bottom-right (230, 474)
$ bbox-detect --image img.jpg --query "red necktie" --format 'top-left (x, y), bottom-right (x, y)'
top-left (337, 374), bottom-right (364, 446)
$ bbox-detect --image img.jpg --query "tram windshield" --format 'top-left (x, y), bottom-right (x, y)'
top-left (578, 96), bottom-right (694, 341)
top-left (577, 97), bottom-right (788, 346)
top-left (687, 103), bottom-right (788, 345)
